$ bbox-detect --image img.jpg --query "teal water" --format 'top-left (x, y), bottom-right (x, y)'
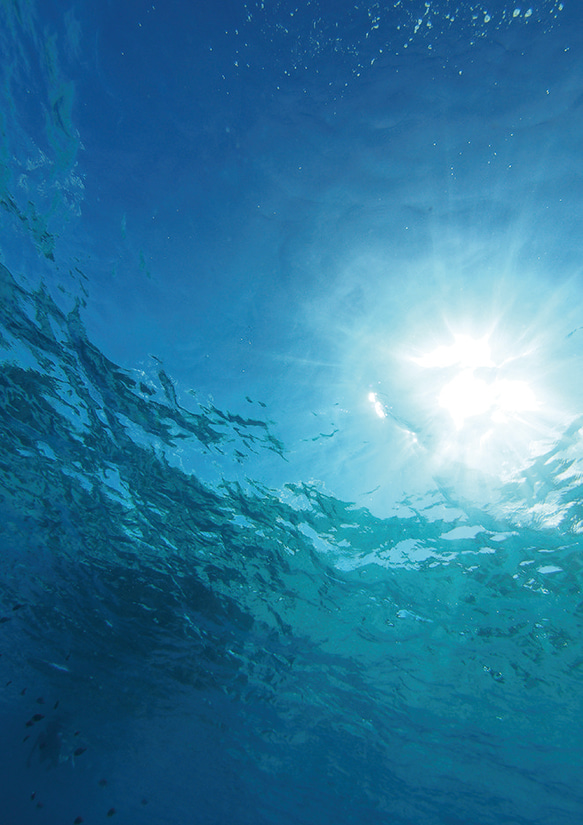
top-left (1, 1), bottom-right (582, 823)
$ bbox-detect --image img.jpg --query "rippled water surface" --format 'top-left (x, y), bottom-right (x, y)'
top-left (1, 1), bottom-right (582, 823)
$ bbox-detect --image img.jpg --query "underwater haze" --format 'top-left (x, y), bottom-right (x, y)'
top-left (1, 0), bottom-right (583, 823)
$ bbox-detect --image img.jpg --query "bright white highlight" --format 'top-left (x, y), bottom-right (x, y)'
top-left (418, 333), bottom-right (537, 430)
top-left (439, 371), bottom-right (537, 430)
top-left (439, 370), bottom-right (492, 430)
top-left (368, 391), bottom-right (387, 419)
top-left (415, 333), bottom-right (492, 370)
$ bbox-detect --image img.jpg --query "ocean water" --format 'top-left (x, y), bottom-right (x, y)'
top-left (1, 1), bottom-right (583, 823)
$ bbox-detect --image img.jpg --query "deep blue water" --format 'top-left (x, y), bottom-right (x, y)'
top-left (1, 1), bottom-right (583, 823)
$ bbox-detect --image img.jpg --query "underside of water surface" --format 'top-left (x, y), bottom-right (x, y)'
top-left (1, 1), bottom-right (582, 823)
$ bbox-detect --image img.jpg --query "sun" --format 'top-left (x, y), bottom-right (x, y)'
top-left (360, 330), bottom-right (553, 483)
top-left (414, 333), bottom-right (537, 432)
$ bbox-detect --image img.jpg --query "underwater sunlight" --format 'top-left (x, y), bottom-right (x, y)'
top-left (1, 1), bottom-right (582, 824)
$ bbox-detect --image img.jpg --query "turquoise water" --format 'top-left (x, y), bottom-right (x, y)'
top-left (1, 1), bottom-right (582, 823)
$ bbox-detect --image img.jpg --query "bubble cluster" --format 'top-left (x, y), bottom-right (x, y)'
top-left (237, 0), bottom-right (565, 83)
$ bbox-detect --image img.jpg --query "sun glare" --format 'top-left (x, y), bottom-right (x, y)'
top-left (416, 333), bottom-right (538, 431)
top-left (438, 370), bottom-right (493, 430)
top-left (364, 322), bottom-right (561, 483)
top-left (415, 333), bottom-right (493, 371)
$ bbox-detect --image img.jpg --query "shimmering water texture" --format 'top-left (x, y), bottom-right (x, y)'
top-left (1, 0), bottom-right (582, 823)
top-left (1, 261), bottom-right (582, 823)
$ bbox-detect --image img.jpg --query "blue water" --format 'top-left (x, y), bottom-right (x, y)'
top-left (1, 1), bottom-right (583, 823)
